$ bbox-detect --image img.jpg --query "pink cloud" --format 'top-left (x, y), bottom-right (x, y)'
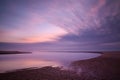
top-left (90, 0), bottom-right (106, 15)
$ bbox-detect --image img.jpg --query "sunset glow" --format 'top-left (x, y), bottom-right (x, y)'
top-left (0, 1), bottom-right (120, 79)
top-left (0, 0), bottom-right (120, 50)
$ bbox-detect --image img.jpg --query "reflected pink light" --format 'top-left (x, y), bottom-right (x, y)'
top-left (0, 59), bottom-right (61, 73)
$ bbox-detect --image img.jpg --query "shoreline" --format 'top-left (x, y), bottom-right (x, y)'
top-left (71, 51), bottom-right (120, 80)
top-left (0, 51), bottom-right (120, 80)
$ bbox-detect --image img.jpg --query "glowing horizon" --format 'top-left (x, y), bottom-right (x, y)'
top-left (0, 22), bottom-right (67, 43)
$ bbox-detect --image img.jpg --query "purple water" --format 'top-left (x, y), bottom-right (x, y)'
top-left (0, 51), bottom-right (101, 73)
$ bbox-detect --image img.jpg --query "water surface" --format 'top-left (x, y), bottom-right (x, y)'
top-left (0, 51), bottom-right (101, 73)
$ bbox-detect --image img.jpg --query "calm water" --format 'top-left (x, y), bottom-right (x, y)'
top-left (0, 51), bottom-right (101, 73)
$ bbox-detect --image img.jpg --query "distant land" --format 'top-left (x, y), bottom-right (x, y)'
top-left (0, 51), bottom-right (31, 54)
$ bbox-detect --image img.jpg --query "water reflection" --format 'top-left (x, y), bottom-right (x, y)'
top-left (0, 51), bottom-right (101, 73)
top-left (0, 59), bottom-right (60, 73)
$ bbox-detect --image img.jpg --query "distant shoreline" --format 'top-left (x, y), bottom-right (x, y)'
top-left (0, 51), bottom-right (31, 54)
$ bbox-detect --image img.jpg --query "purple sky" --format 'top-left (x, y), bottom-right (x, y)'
top-left (0, 0), bottom-right (120, 51)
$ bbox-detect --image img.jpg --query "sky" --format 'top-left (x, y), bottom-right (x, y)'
top-left (0, 0), bottom-right (120, 51)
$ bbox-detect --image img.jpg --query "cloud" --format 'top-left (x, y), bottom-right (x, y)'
top-left (44, 0), bottom-right (120, 40)
top-left (0, 0), bottom-right (67, 43)
top-left (42, 0), bottom-right (102, 34)
top-left (0, 0), bottom-right (120, 50)
top-left (42, 0), bottom-right (120, 37)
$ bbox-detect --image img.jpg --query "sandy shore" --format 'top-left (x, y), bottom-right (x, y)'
top-left (71, 51), bottom-right (120, 80)
top-left (0, 51), bottom-right (120, 80)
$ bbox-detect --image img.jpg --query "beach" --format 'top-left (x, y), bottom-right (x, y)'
top-left (0, 51), bottom-right (120, 80)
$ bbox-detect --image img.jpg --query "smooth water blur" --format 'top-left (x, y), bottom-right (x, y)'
top-left (0, 51), bottom-right (101, 73)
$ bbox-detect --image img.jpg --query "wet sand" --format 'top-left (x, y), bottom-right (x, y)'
top-left (0, 51), bottom-right (120, 80)
top-left (71, 51), bottom-right (120, 80)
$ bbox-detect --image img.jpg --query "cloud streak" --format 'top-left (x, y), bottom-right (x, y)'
top-left (0, 0), bottom-right (120, 50)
